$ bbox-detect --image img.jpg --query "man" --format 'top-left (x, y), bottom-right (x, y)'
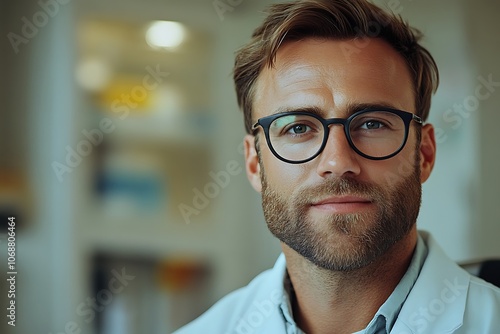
top-left (176, 0), bottom-right (500, 333)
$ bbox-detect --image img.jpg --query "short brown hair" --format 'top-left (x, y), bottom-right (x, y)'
top-left (233, 0), bottom-right (439, 133)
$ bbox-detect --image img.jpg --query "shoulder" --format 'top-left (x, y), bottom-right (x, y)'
top-left (422, 231), bottom-right (500, 310)
top-left (396, 231), bottom-right (500, 333)
top-left (468, 274), bottom-right (500, 299)
top-left (174, 255), bottom-right (287, 334)
top-left (461, 275), bottom-right (500, 331)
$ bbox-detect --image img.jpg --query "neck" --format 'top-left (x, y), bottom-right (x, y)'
top-left (283, 228), bottom-right (418, 334)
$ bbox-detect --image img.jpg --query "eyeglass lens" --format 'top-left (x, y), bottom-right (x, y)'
top-left (268, 111), bottom-right (406, 161)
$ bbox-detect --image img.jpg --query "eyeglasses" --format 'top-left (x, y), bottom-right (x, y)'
top-left (252, 108), bottom-right (423, 164)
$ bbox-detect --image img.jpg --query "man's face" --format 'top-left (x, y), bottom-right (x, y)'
top-left (244, 38), bottom-right (436, 271)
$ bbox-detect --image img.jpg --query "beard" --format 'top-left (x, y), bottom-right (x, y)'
top-left (261, 158), bottom-right (422, 272)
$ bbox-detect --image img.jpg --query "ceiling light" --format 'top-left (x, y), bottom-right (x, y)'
top-left (145, 21), bottom-right (186, 50)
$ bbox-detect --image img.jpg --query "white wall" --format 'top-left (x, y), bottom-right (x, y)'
top-left (374, 0), bottom-right (500, 262)
top-left (466, 0), bottom-right (500, 261)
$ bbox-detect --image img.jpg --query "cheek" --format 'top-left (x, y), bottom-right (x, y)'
top-left (260, 148), bottom-right (310, 191)
top-left (371, 146), bottom-right (418, 187)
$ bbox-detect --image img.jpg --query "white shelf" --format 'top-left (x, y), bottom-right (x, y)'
top-left (103, 112), bottom-right (216, 147)
top-left (79, 212), bottom-right (218, 258)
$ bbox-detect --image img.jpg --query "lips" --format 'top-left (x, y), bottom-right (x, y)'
top-left (312, 196), bottom-right (372, 205)
top-left (310, 196), bottom-right (373, 214)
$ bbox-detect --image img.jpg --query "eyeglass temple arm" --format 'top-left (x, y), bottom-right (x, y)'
top-left (251, 121), bottom-right (260, 133)
top-left (412, 114), bottom-right (423, 124)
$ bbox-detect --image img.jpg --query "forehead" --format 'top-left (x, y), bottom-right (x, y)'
top-left (253, 38), bottom-right (415, 118)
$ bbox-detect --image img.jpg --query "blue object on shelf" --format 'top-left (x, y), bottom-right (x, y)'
top-left (96, 171), bottom-right (165, 213)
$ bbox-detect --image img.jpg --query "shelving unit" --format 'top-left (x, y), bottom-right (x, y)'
top-left (2, 1), bottom-right (284, 333)
top-left (74, 11), bottom-right (219, 333)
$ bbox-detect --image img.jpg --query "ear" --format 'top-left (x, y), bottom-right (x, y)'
top-left (419, 124), bottom-right (436, 183)
top-left (244, 134), bottom-right (262, 192)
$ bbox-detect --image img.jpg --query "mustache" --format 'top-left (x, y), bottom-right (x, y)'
top-left (290, 177), bottom-right (386, 206)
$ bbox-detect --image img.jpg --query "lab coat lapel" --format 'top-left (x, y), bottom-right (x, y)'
top-left (392, 232), bottom-right (470, 334)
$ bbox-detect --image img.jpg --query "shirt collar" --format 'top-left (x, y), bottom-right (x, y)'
top-left (280, 271), bottom-right (305, 334)
top-left (358, 234), bottom-right (428, 333)
top-left (277, 234), bottom-right (428, 334)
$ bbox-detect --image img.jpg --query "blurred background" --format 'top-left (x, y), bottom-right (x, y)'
top-left (0, 0), bottom-right (499, 333)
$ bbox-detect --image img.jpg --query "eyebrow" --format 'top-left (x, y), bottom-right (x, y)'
top-left (270, 102), bottom-right (405, 119)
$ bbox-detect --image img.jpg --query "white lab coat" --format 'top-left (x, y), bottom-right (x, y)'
top-left (175, 231), bottom-right (500, 333)
top-left (391, 231), bottom-right (500, 333)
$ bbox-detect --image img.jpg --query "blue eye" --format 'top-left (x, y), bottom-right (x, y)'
top-left (361, 120), bottom-right (385, 130)
top-left (289, 124), bottom-right (309, 134)
top-left (271, 115), bottom-right (321, 138)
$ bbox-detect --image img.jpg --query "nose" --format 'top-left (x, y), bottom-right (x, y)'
top-left (315, 125), bottom-right (361, 178)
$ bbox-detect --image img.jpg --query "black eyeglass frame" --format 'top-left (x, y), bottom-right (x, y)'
top-left (251, 107), bottom-right (423, 164)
